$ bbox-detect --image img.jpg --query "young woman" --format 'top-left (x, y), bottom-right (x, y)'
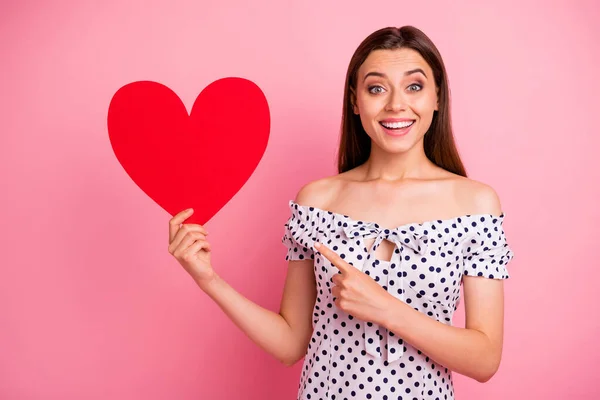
top-left (168, 26), bottom-right (514, 400)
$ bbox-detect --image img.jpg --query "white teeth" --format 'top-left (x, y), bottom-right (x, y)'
top-left (381, 120), bottom-right (414, 129)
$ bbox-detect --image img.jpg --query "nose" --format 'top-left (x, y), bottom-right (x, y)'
top-left (385, 88), bottom-right (407, 112)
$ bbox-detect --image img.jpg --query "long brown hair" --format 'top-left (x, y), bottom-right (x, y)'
top-left (337, 26), bottom-right (467, 177)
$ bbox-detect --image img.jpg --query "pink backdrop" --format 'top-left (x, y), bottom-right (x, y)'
top-left (1, 0), bottom-right (599, 399)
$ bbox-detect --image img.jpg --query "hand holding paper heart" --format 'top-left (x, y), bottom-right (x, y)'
top-left (107, 78), bottom-right (270, 225)
top-left (167, 208), bottom-right (218, 288)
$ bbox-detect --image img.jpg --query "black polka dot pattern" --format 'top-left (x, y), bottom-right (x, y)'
top-left (282, 200), bottom-right (514, 399)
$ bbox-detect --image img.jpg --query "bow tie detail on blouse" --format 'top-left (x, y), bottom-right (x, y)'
top-left (341, 221), bottom-right (433, 364)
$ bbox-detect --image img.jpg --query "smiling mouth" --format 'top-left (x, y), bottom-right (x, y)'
top-left (379, 120), bottom-right (415, 129)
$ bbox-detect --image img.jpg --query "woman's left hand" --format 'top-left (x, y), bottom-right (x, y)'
top-left (314, 241), bottom-right (394, 325)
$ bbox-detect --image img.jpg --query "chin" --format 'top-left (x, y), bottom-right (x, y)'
top-left (378, 142), bottom-right (414, 154)
top-left (387, 135), bottom-right (426, 152)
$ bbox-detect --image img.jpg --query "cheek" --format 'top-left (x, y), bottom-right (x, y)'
top-left (412, 92), bottom-right (438, 114)
top-left (358, 114), bottom-right (376, 137)
top-left (357, 96), bottom-right (384, 119)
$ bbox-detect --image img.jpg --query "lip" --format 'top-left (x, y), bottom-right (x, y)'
top-left (380, 118), bottom-right (415, 123)
top-left (379, 120), bottom-right (415, 137)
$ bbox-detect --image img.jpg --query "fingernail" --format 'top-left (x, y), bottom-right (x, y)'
top-left (187, 208), bottom-right (194, 212)
top-left (314, 242), bottom-right (321, 249)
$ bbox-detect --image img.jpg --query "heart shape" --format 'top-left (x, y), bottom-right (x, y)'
top-left (107, 78), bottom-right (270, 225)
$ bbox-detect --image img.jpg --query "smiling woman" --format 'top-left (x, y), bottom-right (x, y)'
top-left (339, 27), bottom-right (462, 177)
top-left (167, 25), bottom-right (514, 400)
top-left (278, 26), bottom-right (515, 399)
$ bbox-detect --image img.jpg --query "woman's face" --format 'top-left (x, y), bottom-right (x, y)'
top-left (352, 48), bottom-right (439, 154)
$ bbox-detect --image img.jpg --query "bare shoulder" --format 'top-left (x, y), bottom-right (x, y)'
top-left (294, 173), bottom-right (349, 209)
top-left (452, 176), bottom-right (503, 216)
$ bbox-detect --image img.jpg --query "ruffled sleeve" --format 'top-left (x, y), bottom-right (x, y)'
top-left (281, 201), bottom-right (319, 261)
top-left (462, 214), bottom-right (514, 279)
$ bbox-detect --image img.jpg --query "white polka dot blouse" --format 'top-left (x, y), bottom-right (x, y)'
top-left (282, 200), bottom-right (514, 400)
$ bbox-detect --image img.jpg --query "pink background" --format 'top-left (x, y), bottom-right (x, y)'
top-left (1, 0), bottom-right (599, 399)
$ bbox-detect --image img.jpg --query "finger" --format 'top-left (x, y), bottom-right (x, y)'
top-left (179, 223), bottom-right (208, 236)
top-left (331, 274), bottom-right (342, 286)
top-left (315, 242), bottom-right (351, 274)
top-left (172, 230), bottom-right (207, 255)
top-left (170, 225), bottom-right (207, 252)
top-left (170, 229), bottom-right (207, 255)
top-left (173, 233), bottom-right (209, 258)
top-left (181, 238), bottom-right (211, 260)
top-left (169, 208), bottom-right (194, 243)
top-left (332, 286), bottom-right (340, 299)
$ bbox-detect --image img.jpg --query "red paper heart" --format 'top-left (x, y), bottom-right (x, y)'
top-left (107, 78), bottom-right (270, 225)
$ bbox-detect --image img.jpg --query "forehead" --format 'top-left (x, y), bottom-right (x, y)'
top-left (358, 48), bottom-right (432, 79)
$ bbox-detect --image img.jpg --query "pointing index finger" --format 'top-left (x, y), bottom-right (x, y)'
top-left (314, 241), bottom-right (351, 274)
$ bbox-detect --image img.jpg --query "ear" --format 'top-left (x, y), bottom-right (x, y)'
top-left (435, 86), bottom-right (440, 111)
top-left (350, 87), bottom-right (359, 115)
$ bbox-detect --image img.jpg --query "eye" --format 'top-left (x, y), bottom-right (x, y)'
top-left (407, 83), bottom-right (423, 92)
top-left (367, 85), bottom-right (385, 94)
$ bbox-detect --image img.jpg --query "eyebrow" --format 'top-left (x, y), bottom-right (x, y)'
top-left (363, 68), bottom-right (428, 82)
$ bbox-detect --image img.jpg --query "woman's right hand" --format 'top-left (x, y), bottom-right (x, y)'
top-left (168, 208), bottom-right (216, 286)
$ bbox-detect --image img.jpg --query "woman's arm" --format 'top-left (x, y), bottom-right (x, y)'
top-left (198, 258), bottom-right (316, 366)
top-left (381, 184), bottom-right (507, 382)
top-left (197, 183), bottom-right (324, 366)
top-left (381, 277), bottom-right (504, 382)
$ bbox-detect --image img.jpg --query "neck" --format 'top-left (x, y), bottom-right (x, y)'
top-left (360, 143), bottom-right (436, 182)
